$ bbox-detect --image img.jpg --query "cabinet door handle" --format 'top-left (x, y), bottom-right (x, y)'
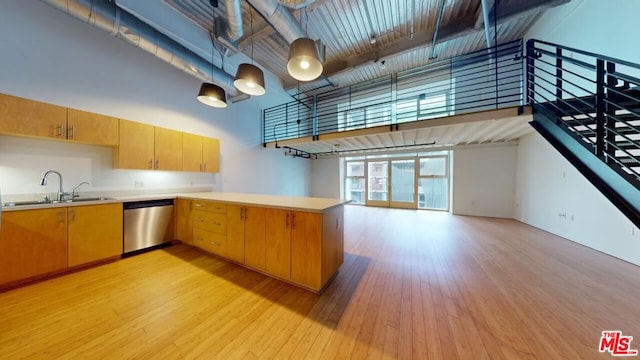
top-left (58, 210), bottom-right (65, 224)
top-left (200, 163), bottom-right (203, 172)
top-left (336, 218), bottom-right (340, 229)
top-left (68, 125), bottom-right (76, 139)
top-left (56, 123), bottom-right (65, 138)
top-left (244, 208), bottom-right (248, 221)
top-left (194, 203), bottom-right (204, 207)
top-left (155, 160), bottom-right (159, 169)
top-left (285, 213), bottom-right (289, 228)
top-left (148, 160), bottom-right (153, 169)
top-left (70, 209), bottom-right (76, 222)
top-left (291, 213), bottom-right (295, 229)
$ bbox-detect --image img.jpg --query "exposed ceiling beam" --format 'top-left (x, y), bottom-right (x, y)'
top-left (283, 0), bottom-right (570, 90)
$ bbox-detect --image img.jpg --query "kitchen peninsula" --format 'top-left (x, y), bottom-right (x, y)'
top-left (0, 192), bottom-right (348, 294)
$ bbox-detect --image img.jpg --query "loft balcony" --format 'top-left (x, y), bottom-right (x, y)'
top-left (262, 39), bottom-right (533, 157)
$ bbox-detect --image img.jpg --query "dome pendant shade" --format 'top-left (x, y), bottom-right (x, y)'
top-left (234, 63), bottom-right (266, 96)
top-left (287, 38), bottom-right (323, 82)
top-left (197, 82), bottom-right (227, 108)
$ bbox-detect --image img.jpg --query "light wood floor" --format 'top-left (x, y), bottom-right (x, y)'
top-left (1, 206), bottom-right (639, 359)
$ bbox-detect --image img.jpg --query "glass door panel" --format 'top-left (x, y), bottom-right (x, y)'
top-left (366, 161), bottom-right (389, 206)
top-left (390, 159), bottom-right (417, 209)
top-left (418, 178), bottom-right (448, 210)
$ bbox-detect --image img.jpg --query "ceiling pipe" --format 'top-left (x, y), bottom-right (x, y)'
top-left (223, 0), bottom-right (244, 42)
top-left (480, 0), bottom-right (494, 49)
top-left (40, 0), bottom-right (237, 95)
top-left (246, 0), bottom-right (306, 43)
top-left (428, 0), bottom-right (446, 60)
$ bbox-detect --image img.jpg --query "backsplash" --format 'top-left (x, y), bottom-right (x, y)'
top-left (0, 135), bottom-right (216, 201)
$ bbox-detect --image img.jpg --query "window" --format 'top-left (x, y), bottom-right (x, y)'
top-left (418, 156), bottom-right (449, 210)
top-left (345, 161), bottom-right (365, 204)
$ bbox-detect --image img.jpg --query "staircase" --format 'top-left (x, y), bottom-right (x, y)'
top-left (526, 39), bottom-right (640, 228)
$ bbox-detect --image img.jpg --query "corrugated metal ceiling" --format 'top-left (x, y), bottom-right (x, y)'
top-left (163, 0), bottom-right (568, 93)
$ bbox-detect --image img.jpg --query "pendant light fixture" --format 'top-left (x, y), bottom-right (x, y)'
top-left (197, 2), bottom-right (228, 108)
top-left (287, 7), bottom-right (323, 82)
top-left (234, 3), bottom-right (265, 96)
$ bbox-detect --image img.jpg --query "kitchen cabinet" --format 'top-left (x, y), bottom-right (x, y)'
top-left (175, 199), bottom-right (192, 245)
top-left (0, 208), bottom-right (67, 286)
top-left (68, 203), bottom-right (123, 267)
top-left (265, 208), bottom-right (291, 279)
top-left (154, 127), bottom-right (183, 171)
top-left (66, 108), bottom-right (119, 145)
top-left (114, 119), bottom-right (155, 169)
top-left (182, 133), bottom-right (220, 173)
top-left (228, 204), bottom-right (265, 267)
top-left (192, 201), bottom-right (227, 257)
top-left (114, 120), bottom-right (183, 171)
top-left (0, 92), bottom-right (67, 139)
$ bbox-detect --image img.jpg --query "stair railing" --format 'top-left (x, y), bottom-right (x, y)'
top-left (526, 39), bottom-right (640, 187)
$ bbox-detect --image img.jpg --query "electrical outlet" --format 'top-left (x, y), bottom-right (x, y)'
top-left (134, 180), bottom-right (144, 189)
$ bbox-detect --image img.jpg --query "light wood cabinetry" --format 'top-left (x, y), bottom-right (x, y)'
top-left (183, 196), bottom-right (345, 293)
top-left (265, 209), bottom-right (292, 279)
top-left (114, 119), bottom-right (155, 170)
top-left (0, 92), bottom-right (67, 139)
top-left (182, 133), bottom-right (220, 173)
top-left (0, 208), bottom-right (68, 286)
top-left (202, 137), bottom-right (220, 173)
top-left (228, 204), bottom-right (265, 267)
top-left (154, 127), bottom-right (183, 171)
top-left (114, 120), bottom-right (186, 171)
top-left (68, 203), bottom-right (123, 267)
top-left (192, 201), bottom-right (227, 257)
top-left (66, 108), bottom-right (119, 145)
top-left (175, 199), bottom-right (192, 245)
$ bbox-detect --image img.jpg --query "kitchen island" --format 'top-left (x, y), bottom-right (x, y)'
top-left (175, 192), bottom-right (349, 294)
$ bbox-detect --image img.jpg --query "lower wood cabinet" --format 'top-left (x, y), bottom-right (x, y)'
top-left (175, 199), bottom-right (193, 245)
top-left (184, 198), bottom-right (345, 293)
top-left (0, 208), bottom-right (68, 285)
top-left (265, 208), bottom-right (292, 279)
top-left (68, 203), bottom-right (123, 267)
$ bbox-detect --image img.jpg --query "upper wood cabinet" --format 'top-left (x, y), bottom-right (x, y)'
top-left (154, 127), bottom-right (183, 171)
top-left (67, 108), bottom-right (118, 145)
top-left (67, 203), bottom-right (123, 267)
top-left (114, 119), bottom-right (155, 170)
top-left (114, 120), bottom-right (184, 171)
top-left (182, 133), bottom-right (220, 173)
top-left (0, 92), bottom-right (67, 139)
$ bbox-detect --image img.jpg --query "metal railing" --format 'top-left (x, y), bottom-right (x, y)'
top-left (263, 39), bottom-right (525, 144)
top-left (527, 39), bottom-right (640, 185)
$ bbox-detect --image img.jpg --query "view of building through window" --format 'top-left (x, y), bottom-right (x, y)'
top-left (343, 151), bottom-right (449, 210)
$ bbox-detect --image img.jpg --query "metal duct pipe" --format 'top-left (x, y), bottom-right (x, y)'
top-left (224, 0), bottom-right (244, 41)
top-left (247, 0), bottom-right (305, 43)
top-left (40, 0), bottom-right (237, 95)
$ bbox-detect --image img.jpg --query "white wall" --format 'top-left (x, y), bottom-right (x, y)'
top-left (452, 145), bottom-right (518, 218)
top-left (0, 1), bottom-right (309, 198)
top-left (515, 132), bottom-right (640, 265)
top-left (309, 157), bottom-right (341, 198)
top-left (526, 0), bottom-right (640, 65)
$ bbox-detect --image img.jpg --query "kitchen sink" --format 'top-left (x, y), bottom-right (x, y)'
top-left (3, 197), bottom-right (114, 207)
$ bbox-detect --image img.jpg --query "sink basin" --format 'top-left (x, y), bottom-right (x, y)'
top-left (3, 200), bottom-right (51, 207)
top-left (3, 197), bottom-right (114, 207)
top-left (70, 197), bottom-right (113, 202)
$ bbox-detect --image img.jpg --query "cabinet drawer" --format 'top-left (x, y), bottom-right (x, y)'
top-left (192, 210), bottom-right (227, 234)
top-left (193, 228), bottom-right (226, 256)
top-left (192, 201), bottom-right (226, 213)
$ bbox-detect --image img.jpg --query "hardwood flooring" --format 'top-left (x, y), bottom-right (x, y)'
top-left (1, 206), bottom-right (639, 359)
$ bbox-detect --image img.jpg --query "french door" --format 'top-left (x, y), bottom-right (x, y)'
top-left (366, 159), bottom-right (417, 209)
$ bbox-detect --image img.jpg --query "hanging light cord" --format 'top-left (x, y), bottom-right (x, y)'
top-left (250, 4), bottom-right (254, 65)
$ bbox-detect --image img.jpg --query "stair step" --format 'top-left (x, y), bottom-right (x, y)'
top-left (614, 141), bottom-right (640, 150)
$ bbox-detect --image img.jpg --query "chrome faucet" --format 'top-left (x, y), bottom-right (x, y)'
top-left (72, 181), bottom-right (90, 199)
top-left (40, 170), bottom-right (69, 201)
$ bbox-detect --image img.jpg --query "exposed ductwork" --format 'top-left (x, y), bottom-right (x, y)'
top-left (246, 0), bottom-right (306, 44)
top-left (223, 0), bottom-right (243, 42)
top-left (40, 0), bottom-right (237, 96)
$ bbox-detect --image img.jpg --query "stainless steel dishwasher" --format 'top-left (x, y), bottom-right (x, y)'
top-left (123, 199), bottom-right (174, 255)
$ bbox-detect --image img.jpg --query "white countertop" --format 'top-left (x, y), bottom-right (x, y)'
top-left (1, 192), bottom-right (350, 212)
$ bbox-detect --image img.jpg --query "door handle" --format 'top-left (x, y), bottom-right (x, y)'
top-left (285, 213), bottom-right (289, 228)
top-left (155, 160), bottom-right (159, 169)
top-left (148, 160), bottom-right (153, 169)
top-left (291, 213), bottom-right (295, 229)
